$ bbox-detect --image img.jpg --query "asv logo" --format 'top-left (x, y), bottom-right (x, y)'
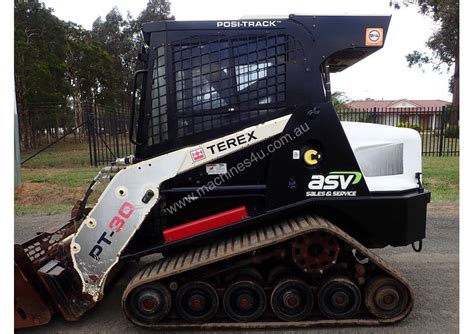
top-left (308, 172), bottom-right (362, 190)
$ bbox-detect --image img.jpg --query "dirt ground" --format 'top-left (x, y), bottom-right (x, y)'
top-left (15, 201), bottom-right (459, 334)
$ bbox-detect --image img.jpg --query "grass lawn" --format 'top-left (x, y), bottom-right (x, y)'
top-left (422, 156), bottom-right (459, 201)
top-left (14, 139), bottom-right (459, 215)
top-left (16, 139), bottom-right (100, 216)
top-left (20, 139), bottom-right (91, 168)
top-left (15, 167), bottom-right (99, 216)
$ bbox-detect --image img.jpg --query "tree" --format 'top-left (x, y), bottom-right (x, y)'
top-left (129, 0), bottom-right (174, 71)
top-left (390, 0), bottom-right (459, 122)
top-left (92, 7), bottom-right (135, 110)
top-left (15, 1), bottom-right (70, 149)
top-left (63, 21), bottom-right (113, 140)
top-left (135, 0), bottom-right (174, 27)
top-left (91, 1), bottom-right (173, 112)
top-left (14, 0), bottom-right (175, 150)
top-left (332, 91), bottom-right (350, 109)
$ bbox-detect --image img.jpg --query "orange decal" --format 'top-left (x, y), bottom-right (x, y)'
top-left (365, 28), bottom-right (384, 47)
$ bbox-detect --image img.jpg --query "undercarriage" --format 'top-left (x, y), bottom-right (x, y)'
top-left (123, 214), bottom-right (413, 328)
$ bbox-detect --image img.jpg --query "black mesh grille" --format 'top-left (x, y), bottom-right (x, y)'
top-left (174, 34), bottom-right (296, 138)
top-left (148, 34), bottom-right (303, 145)
top-left (149, 46), bottom-right (168, 145)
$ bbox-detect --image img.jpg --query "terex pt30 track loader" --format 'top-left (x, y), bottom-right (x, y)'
top-left (15, 15), bottom-right (430, 329)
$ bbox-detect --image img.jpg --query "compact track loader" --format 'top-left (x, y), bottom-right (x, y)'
top-left (15, 15), bottom-right (430, 329)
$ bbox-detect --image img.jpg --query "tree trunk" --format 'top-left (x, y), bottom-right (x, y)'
top-left (16, 78), bottom-right (34, 150)
top-left (18, 105), bottom-right (28, 150)
top-left (26, 106), bottom-right (34, 149)
top-left (450, 58), bottom-right (459, 125)
top-left (55, 117), bottom-right (60, 140)
top-left (73, 92), bottom-right (85, 142)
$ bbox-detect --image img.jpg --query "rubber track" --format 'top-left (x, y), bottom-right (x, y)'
top-left (122, 214), bottom-right (414, 329)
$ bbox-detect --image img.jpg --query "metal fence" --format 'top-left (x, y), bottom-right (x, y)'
top-left (86, 105), bottom-right (458, 165)
top-left (336, 107), bottom-right (459, 156)
top-left (19, 103), bottom-right (458, 168)
top-left (18, 101), bottom-right (134, 167)
top-left (85, 104), bottom-right (134, 166)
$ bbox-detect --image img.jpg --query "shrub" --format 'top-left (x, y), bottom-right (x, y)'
top-left (444, 124), bottom-right (459, 138)
top-left (397, 122), bottom-right (421, 133)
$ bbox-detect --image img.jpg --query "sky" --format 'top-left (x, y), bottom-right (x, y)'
top-left (42, 0), bottom-right (453, 102)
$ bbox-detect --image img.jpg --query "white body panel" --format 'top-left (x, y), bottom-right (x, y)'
top-left (341, 122), bottom-right (422, 192)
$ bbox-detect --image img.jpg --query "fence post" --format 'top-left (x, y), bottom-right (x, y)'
top-left (373, 107), bottom-right (377, 123)
top-left (438, 106), bottom-right (446, 157)
top-left (86, 105), bottom-right (93, 166)
top-left (113, 109), bottom-right (120, 158)
top-left (86, 102), bottom-right (98, 167)
top-left (14, 95), bottom-right (21, 188)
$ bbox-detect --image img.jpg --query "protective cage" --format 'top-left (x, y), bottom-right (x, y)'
top-left (142, 33), bottom-right (306, 154)
top-left (136, 16), bottom-right (391, 159)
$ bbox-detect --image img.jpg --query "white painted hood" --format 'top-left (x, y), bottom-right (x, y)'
top-left (341, 122), bottom-right (422, 192)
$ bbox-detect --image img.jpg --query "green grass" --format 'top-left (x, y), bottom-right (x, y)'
top-left (15, 167), bottom-right (100, 216)
top-left (422, 156), bottom-right (459, 201)
top-left (20, 138), bottom-right (91, 168)
top-left (22, 168), bottom-right (98, 188)
top-left (16, 139), bottom-right (100, 216)
top-left (15, 203), bottom-right (74, 216)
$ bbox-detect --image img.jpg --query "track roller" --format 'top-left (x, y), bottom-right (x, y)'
top-left (317, 276), bottom-right (361, 319)
top-left (175, 281), bottom-right (219, 323)
top-left (223, 280), bottom-right (267, 322)
top-left (124, 282), bottom-right (171, 325)
top-left (365, 276), bottom-right (409, 319)
top-left (270, 278), bottom-right (314, 321)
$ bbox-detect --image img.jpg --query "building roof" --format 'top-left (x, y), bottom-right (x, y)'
top-left (346, 99), bottom-right (450, 110)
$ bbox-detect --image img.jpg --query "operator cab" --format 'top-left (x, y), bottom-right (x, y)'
top-left (132, 15), bottom-right (391, 160)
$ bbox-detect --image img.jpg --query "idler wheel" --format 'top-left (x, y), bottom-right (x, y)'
top-left (365, 276), bottom-right (409, 319)
top-left (317, 276), bottom-right (361, 319)
top-left (223, 280), bottom-right (267, 322)
top-left (126, 282), bottom-right (171, 324)
top-left (270, 278), bottom-right (314, 321)
top-left (175, 281), bottom-right (219, 323)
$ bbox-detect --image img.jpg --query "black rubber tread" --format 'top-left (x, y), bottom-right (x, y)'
top-left (122, 214), bottom-right (414, 329)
